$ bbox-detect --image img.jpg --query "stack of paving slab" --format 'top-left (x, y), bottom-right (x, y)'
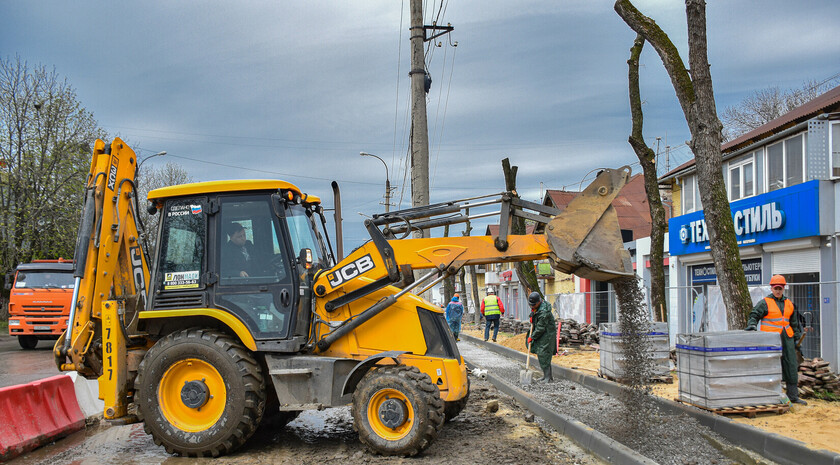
top-left (599, 322), bottom-right (670, 380)
top-left (676, 330), bottom-right (786, 409)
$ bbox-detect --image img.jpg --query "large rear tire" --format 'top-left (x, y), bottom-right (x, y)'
top-left (352, 365), bottom-right (444, 456)
top-left (18, 335), bottom-right (38, 350)
top-left (135, 328), bottom-right (266, 457)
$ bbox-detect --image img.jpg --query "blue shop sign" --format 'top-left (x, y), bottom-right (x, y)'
top-left (691, 258), bottom-right (762, 285)
top-left (669, 180), bottom-right (820, 256)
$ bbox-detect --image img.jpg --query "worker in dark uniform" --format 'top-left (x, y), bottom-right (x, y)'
top-left (746, 274), bottom-right (806, 405)
top-left (526, 291), bottom-right (556, 383)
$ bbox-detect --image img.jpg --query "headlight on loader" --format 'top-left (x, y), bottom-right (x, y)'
top-left (8, 319), bottom-right (20, 326)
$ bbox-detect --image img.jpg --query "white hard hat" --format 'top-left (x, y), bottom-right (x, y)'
top-left (487, 288), bottom-right (495, 294)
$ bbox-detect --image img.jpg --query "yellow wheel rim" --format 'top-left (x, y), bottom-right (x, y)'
top-left (367, 388), bottom-right (414, 440)
top-left (158, 358), bottom-right (227, 432)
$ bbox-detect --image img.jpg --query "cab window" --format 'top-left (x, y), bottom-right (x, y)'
top-left (157, 199), bottom-right (206, 291)
top-left (218, 197), bottom-right (290, 286)
top-left (284, 204), bottom-right (328, 267)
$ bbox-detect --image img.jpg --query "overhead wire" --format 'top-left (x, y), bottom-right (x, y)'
top-left (431, 36), bottom-right (457, 189)
top-left (391, 0), bottom-right (406, 178)
top-left (429, 33), bottom-right (449, 189)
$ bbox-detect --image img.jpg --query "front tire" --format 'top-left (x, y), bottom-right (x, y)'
top-left (135, 328), bottom-right (266, 457)
top-left (18, 335), bottom-right (38, 350)
top-left (352, 365), bottom-right (444, 456)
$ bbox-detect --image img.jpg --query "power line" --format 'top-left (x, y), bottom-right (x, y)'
top-left (391, 0), bottom-right (406, 175)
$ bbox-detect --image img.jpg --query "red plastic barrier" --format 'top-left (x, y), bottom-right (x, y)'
top-left (0, 374), bottom-right (85, 461)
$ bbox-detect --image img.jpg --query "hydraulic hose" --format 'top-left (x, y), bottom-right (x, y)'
top-left (64, 187), bottom-right (97, 354)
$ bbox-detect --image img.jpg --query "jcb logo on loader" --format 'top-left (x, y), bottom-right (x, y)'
top-left (130, 246), bottom-right (146, 296)
top-left (327, 254), bottom-right (375, 287)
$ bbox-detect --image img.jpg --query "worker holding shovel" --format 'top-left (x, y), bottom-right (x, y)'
top-left (526, 292), bottom-right (557, 383)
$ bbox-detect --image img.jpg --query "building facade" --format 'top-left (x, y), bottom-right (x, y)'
top-left (662, 85), bottom-right (840, 370)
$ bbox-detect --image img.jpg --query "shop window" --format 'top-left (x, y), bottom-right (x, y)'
top-left (728, 152), bottom-right (756, 201)
top-left (766, 134), bottom-right (804, 191)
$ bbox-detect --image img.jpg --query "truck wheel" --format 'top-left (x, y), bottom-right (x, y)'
top-left (444, 377), bottom-right (470, 422)
top-left (135, 328), bottom-right (266, 457)
top-left (352, 365), bottom-right (444, 456)
top-left (18, 335), bottom-right (38, 350)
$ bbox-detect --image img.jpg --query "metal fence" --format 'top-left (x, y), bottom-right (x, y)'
top-left (540, 281), bottom-right (836, 360)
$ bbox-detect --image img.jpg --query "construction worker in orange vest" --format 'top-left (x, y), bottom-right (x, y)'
top-left (745, 274), bottom-right (806, 405)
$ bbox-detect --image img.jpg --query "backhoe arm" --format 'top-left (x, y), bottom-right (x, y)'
top-left (55, 138), bottom-right (150, 392)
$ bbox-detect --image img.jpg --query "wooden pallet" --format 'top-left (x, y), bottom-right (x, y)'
top-left (598, 372), bottom-right (674, 384)
top-left (674, 398), bottom-right (790, 418)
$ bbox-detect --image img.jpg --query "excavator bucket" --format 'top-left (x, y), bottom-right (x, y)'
top-left (545, 166), bottom-right (635, 282)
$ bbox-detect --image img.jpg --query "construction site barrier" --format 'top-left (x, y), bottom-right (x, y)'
top-left (464, 334), bottom-right (840, 465)
top-left (0, 374), bottom-right (85, 461)
top-left (68, 372), bottom-right (104, 419)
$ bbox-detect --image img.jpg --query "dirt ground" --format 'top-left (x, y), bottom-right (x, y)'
top-left (16, 374), bottom-right (603, 465)
top-left (463, 328), bottom-right (840, 455)
top-left (226, 375), bottom-right (603, 465)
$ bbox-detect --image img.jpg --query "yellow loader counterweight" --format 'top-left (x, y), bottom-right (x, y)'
top-left (56, 138), bottom-right (633, 458)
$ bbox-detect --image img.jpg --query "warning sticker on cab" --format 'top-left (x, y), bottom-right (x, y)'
top-left (164, 270), bottom-right (200, 290)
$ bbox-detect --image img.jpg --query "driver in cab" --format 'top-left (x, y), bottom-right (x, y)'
top-left (223, 222), bottom-right (254, 278)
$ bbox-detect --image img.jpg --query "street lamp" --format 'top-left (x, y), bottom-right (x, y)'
top-left (360, 152), bottom-right (391, 213)
top-left (137, 151), bottom-right (167, 176)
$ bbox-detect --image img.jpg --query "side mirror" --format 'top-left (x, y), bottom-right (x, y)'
top-left (298, 248), bottom-right (313, 269)
top-left (4, 273), bottom-right (12, 290)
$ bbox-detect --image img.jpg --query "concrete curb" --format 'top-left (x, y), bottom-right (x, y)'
top-left (462, 334), bottom-right (840, 465)
top-left (464, 359), bottom-right (656, 465)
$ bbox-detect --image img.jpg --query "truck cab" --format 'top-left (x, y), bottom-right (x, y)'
top-left (6, 259), bottom-right (75, 349)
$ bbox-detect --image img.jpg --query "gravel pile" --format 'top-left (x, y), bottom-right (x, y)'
top-left (458, 341), bottom-right (741, 465)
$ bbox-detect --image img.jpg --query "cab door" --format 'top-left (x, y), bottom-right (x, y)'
top-left (212, 194), bottom-right (296, 341)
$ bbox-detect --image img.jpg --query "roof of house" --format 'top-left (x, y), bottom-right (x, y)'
top-left (660, 84), bottom-right (840, 180)
top-left (485, 224), bottom-right (536, 236)
top-left (542, 173), bottom-right (656, 240)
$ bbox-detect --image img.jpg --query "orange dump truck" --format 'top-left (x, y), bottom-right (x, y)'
top-left (5, 259), bottom-right (74, 350)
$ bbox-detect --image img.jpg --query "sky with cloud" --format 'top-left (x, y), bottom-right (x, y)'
top-left (4, 0), bottom-right (839, 249)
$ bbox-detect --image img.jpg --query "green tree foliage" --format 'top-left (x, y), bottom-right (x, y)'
top-left (0, 56), bottom-right (106, 273)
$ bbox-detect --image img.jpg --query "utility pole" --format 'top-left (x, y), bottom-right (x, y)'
top-left (408, 0), bottom-right (453, 237)
top-left (409, 0), bottom-right (430, 237)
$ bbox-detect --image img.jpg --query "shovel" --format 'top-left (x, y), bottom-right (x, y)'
top-left (520, 322), bottom-right (534, 385)
top-left (796, 332), bottom-right (806, 365)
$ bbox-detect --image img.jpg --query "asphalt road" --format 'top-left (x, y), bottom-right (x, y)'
top-left (0, 333), bottom-right (63, 388)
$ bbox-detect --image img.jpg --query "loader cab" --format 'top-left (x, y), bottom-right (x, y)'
top-left (147, 180), bottom-right (332, 349)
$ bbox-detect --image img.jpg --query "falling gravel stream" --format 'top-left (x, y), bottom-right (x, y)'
top-left (459, 283), bottom-right (755, 465)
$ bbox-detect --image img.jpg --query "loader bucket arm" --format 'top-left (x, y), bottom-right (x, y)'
top-left (313, 167), bottom-right (634, 329)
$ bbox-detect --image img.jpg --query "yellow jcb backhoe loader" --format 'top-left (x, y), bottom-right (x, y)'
top-left (55, 138), bottom-right (633, 457)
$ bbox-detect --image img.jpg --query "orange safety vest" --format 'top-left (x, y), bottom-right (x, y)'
top-left (759, 297), bottom-right (794, 337)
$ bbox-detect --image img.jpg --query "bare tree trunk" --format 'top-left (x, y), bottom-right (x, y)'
top-left (615, 0), bottom-right (750, 328)
top-left (501, 158), bottom-right (542, 298)
top-left (461, 206), bottom-right (482, 324)
top-left (469, 266), bottom-right (481, 324)
top-left (626, 34), bottom-right (668, 321)
top-left (443, 225), bottom-right (456, 305)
